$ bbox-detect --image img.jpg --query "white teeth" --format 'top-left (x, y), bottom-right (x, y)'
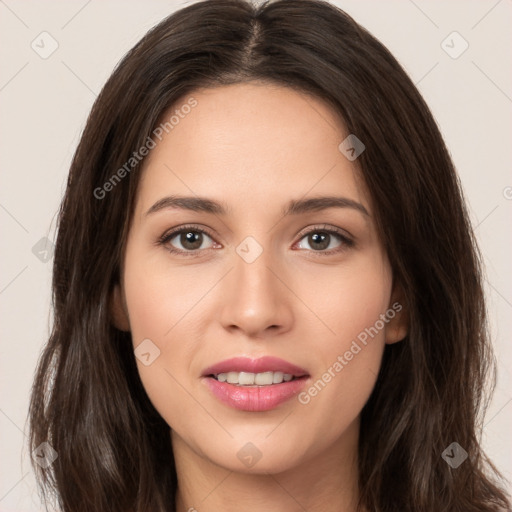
top-left (226, 372), bottom-right (238, 384)
top-left (238, 372), bottom-right (255, 385)
top-left (254, 371), bottom-right (273, 385)
top-left (214, 371), bottom-right (296, 386)
top-left (272, 371), bottom-right (284, 383)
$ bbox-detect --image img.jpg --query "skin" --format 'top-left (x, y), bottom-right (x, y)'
top-left (111, 82), bottom-right (408, 512)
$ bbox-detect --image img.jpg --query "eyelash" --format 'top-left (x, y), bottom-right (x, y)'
top-left (157, 223), bottom-right (355, 258)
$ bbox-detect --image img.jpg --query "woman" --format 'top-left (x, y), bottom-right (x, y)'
top-left (28, 0), bottom-right (511, 510)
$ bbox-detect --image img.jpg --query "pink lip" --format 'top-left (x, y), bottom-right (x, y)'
top-left (202, 356), bottom-right (308, 377)
top-left (201, 356), bottom-right (310, 412)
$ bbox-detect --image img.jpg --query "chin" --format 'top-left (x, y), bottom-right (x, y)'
top-left (198, 431), bottom-right (311, 475)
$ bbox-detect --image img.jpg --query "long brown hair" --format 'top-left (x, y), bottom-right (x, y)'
top-left (28, 0), bottom-right (511, 510)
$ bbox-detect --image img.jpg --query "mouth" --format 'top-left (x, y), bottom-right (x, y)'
top-left (201, 356), bottom-right (310, 412)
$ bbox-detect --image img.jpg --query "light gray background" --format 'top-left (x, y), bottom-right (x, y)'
top-left (1, 0), bottom-right (511, 509)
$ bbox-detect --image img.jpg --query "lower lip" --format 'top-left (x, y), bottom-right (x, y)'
top-left (203, 376), bottom-right (309, 412)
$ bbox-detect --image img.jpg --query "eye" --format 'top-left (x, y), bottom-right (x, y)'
top-left (294, 225), bottom-right (354, 255)
top-left (158, 225), bottom-right (218, 256)
top-left (158, 223), bottom-right (354, 257)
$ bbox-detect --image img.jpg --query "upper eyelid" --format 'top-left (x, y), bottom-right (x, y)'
top-left (159, 224), bottom-right (216, 243)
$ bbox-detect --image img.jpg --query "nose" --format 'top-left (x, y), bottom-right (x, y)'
top-left (218, 243), bottom-right (293, 339)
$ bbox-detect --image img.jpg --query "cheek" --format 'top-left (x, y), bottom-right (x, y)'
top-left (293, 252), bottom-right (391, 423)
top-left (122, 242), bottom-right (237, 434)
top-left (293, 248), bottom-right (392, 348)
top-left (123, 242), bottom-right (213, 343)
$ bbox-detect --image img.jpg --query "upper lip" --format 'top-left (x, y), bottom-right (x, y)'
top-left (202, 356), bottom-right (309, 377)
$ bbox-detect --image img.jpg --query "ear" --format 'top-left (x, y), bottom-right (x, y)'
top-left (110, 283), bottom-right (131, 332)
top-left (385, 280), bottom-right (408, 345)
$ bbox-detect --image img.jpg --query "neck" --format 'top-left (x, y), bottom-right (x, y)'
top-left (172, 418), bottom-right (362, 512)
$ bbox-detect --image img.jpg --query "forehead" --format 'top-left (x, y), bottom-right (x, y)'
top-left (136, 82), bottom-right (369, 217)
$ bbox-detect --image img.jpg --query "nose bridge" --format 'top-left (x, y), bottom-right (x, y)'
top-left (232, 235), bottom-right (280, 302)
top-left (219, 234), bottom-right (291, 335)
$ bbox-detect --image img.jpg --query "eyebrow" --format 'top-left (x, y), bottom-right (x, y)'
top-left (145, 195), bottom-right (369, 217)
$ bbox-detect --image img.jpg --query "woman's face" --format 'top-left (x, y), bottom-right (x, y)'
top-left (112, 82), bottom-right (407, 474)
